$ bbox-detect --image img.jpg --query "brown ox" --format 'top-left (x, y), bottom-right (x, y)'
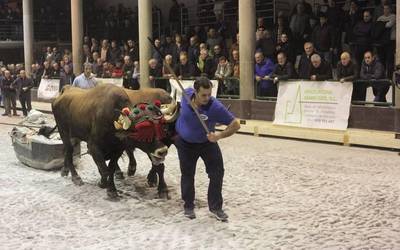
top-left (52, 84), bottom-right (171, 200)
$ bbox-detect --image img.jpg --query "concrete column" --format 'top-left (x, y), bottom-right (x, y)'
top-left (239, 0), bottom-right (255, 100)
top-left (23, 0), bottom-right (34, 76)
top-left (71, 0), bottom-right (83, 76)
top-left (138, 0), bottom-right (152, 88)
top-left (395, 0), bottom-right (400, 108)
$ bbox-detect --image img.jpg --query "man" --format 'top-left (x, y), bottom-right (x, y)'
top-left (352, 10), bottom-right (373, 65)
top-left (175, 77), bottom-right (240, 221)
top-left (174, 52), bottom-right (199, 79)
top-left (308, 54), bottom-right (332, 81)
top-left (336, 52), bottom-right (358, 83)
top-left (60, 65), bottom-right (75, 91)
top-left (255, 51), bottom-right (275, 97)
top-left (0, 70), bottom-right (18, 116)
top-left (271, 52), bottom-right (296, 83)
top-left (197, 49), bottom-right (215, 78)
top-left (188, 36), bottom-right (200, 65)
top-left (359, 51), bottom-right (386, 102)
top-left (148, 58), bottom-right (164, 89)
top-left (72, 63), bottom-right (97, 89)
top-left (311, 13), bottom-right (335, 64)
top-left (14, 70), bottom-right (33, 116)
top-left (298, 42), bottom-right (318, 79)
top-left (215, 56), bottom-right (232, 95)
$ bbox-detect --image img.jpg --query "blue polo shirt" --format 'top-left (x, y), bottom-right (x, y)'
top-left (176, 88), bottom-right (235, 143)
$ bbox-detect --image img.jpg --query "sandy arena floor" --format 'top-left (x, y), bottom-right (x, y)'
top-left (1, 111), bottom-right (400, 250)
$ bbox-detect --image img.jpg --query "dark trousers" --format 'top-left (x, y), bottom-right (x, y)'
top-left (352, 81), bottom-right (368, 102)
top-left (176, 137), bottom-right (224, 211)
top-left (3, 91), bottom-right (17, 115)
top-left (19, 92), bottom-right (32, 116)
top-left (372, 82), bottom-right (390, 103)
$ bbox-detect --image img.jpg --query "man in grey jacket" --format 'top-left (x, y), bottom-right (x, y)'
top-left (359, 51), bottom-right (386, 102)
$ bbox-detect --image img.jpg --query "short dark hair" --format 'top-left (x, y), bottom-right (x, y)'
top-left (194, 77), bottom-right (213, 92)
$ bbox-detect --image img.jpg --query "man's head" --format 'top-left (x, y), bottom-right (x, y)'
top-left (213, 45), bottom-right (221, 55)
top-left (166, 36), bottom-right (172, 44)
top-left (111, 40), bottom-right (117, 48)
top-left (257, 17), bottom-right (264, 27)
top-left (93, 52), bottom-right (99, 60)
top-left (232, 49), bottom-right (239, 61)
top-left (53, 47), bottom-right (58, 53)
top-left (340, 52), bottom-right (351, 66)
top-left (19, 70), bottom-right (26, 78)
top-left (328, 0), bottom-right (336, 7)
top-left (277, 52), bottom-right (287, 66)
top-left (149, 59), bottom-right (158, 69)
top-left (154, 39), bottom-right (161, 48)
top-left (364, 51), bottom-right (374, 65)
top-left (383, 4), bottom-right (392, 16)
top-left (209, 28), bottom-right (216, 38)
top-left (127, 40), bottom-right (134, 47)
top-left (319, 14), bottom-right (328, 25)
top-left (194, 77), bottom-right (213, 105)
top-left (363, 10), bottom-right (372, 22)
top-left (102, 39), bottom-right (109, 48)
top-left (124, 55), bottom-right (131, 64)
top-left (4, 70), bottom-right (10, 78)
top-left (304, 42), bottom-right (314, 56)
top-left (281, 33), bottom-right (289, 43)
top-left (175, 34), bottom-right (182, 43)
top-left (255, 51), bottom-right (264, 64)
top-left (200, 49), bottom-right (208, 60)
top-left (190, 36), bottom-right (197, 46)
top-left (46, 46), bottom-right (52, 52)
top-left (165, 54), bottom-right (173, 65)
top-left (296, 3), bottom-right (305, 14)
top-left (64, 65), bottom-right (71, 74)
top-left (311, 54), bottom-right (322, 68)
top-left (199, 43), bottom-right (207, 51)
top-left (53, 62), bottom-right (59, 70)
top-left (63, 55), bottom-right (70, 64)
top-left (179, 52), bottom-right (188, 65)
top-left (83, 63), bottom-right (93, 77)
top-left (218, 56), bottom-right (227, 65)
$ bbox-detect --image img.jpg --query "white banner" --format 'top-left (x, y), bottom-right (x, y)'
top-left (37, 79), bottom-right (60, 100)
top-left (273, 81), bottom-right (353, 130)
top-left (169, 79), bottom-right (219, 102)
top-left (95, 78), bottom-right (123, 87)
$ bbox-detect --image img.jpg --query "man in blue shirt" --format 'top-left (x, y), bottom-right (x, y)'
top-left (175, 77), bottom-right (240, 221)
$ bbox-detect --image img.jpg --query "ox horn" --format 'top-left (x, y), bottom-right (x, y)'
top-left (161, 99), bottom-right (179, 123)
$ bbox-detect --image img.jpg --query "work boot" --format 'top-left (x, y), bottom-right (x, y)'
top-left (184, 208), bottom-right (196, 219)
top-left (210, 209), bottom-right (229, 222)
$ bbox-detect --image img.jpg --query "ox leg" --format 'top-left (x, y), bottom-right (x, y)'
top-left (115, 163), bottom-right (125, 180)
top-left (147, 165), bottom-right (158, 187)
top-left (60, 135), bottom-right (83, 185)
top-left (127, 149), bottom-right (137, 176)
top-left (154, 163), bottom-right (169, 199)
top-left (107, 156), bottom-right (120, 200)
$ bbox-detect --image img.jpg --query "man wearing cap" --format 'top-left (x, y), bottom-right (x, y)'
top-left (175, 77), bottom-right (240, 221)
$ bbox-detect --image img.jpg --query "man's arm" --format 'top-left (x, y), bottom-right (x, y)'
top-left (207, 118), bottom-right (241, 142)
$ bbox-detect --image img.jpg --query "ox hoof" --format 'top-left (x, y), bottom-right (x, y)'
top-left (98, 180), bottom-right (107, 189)
top-left (106, 190), bottom-right (120, 201)
top-left (72, 176), bottom-right (84, 186)
top-left (127, 166), bottom-right (136, 176)
top-left (158, 190), bottom-right (170, 200)
top-left (147, 174), bottom-right (158, 187)
top-left (115, 171), bottom-right (125, 180)
top-left (60, 167), bottom-right (69, 177)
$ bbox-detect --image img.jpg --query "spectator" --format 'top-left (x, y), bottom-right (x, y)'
top-left (231, 49), bottom-right (240, 78)
top-left (360, 51), bottom-right (386, 102)
top-left (91, 38), bottom-right (99, 53)
top-left (101, 62), bottom-right (113, 78)
top-left (100, 39), bottom-right (111, 62)
top-left (352, 10), bottom-right (373, 65)
top-left (63, 55), bottom-right (73, 71)
top-left (273, 15), bottom-right (291, 45)
top-left (0, 70), bottom-right (18, 116)
top-left (92, 58), bottom-right (103, 76)
top-left (162, 54), bottom-right (175, 79)
top-left (188, 36), bottom-right (200, 65)
top-left (344, 0), bottom-right (362, 47)
top-left (290, 3), bottom-right (311, 54)
top-left (336, 52), bottom-right (358, 82)
top-left (41, 61), bottom-right (52, 79)
top-left (83, 44), bottom-right (92, 63)
top-left (230, 33), bottom-right (239, 58)
top-left (152, 38), bottom-right (164, 63)
top-left (256, 29), bottom-right (275, 61)
top-left (308, 54), bottom-right (332, 81)
top-left (53, 47), bottom-right (62, 63)
top-left (376, 4), bottom-right (396, 78)
top-left (31, 63), bottom-right (41, 86)
top-left (298, 42), bottom-right (318, 79)
top-left (373, 0), bottom-right (389, 21)
top-left (112, 61), bottom-right (123, 78)
top-left (172, 34), bottom-right (188, 64)
top-left (14, 70), bottom-right (33, 116)
top-left (255, 52), bottom-right (276, 97)
top-left (206, 28), bottom-right (223, 56)
top-left (163, 36), bottom-right (175, 59)
top-left (51, 62), bottom-right (61, 78)
top-left (271, 52), bottom-right (296, 83)
top-left (311, 14), bottom-right (335, 65)
top-left (197, 49), bottom-right (215, 78)
top-left (215, 56), bottom-right (233, 94)
top-left (132, 61), bottom-right (140, 90)
top-left (110, 40), bottom-right (122, 64)
top-left (212, 45), bottom-right (224, 68)
top-left (276, 33), bottom-right (295, 64)
top-left (257, 17), bottom-right (265, 31)
top-left (60, 64), bottom-right (75, 90)
top-left (122, 55), bottom-right (134, 89)
top-left (149, 58), bottom-right (165, 89)
top-left (72, 63), bottom-right (97, 89)
top-left (174, 52), bottom-right (199, 79)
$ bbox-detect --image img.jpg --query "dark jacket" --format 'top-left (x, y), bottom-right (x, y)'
top-left (308, 60), bottom-right (332, 80)
top-left (14, 77), bottom-right (34, 96)
top-left (174, 62), bottom-right (199, 78)
top-left (360, 59), bottom-right (384, 80)
top-left (271, 62), bottom-right (296, 81)
top-left (336, 61), bottom-right (358, 81)
top-left (256, 38), bottom-right (275, 59)
top-left (353, 20), bottom-right (373, 45)
top-left (197, 56), bottom-right (215, 78)
top-left (0, 77), bottom-right (17, 94)
top-left (298, 52), bottom-right (317, 79)
top-left (60, 72), bottom-right (75, 91)
top-left (312, 23), bottom-right (336, 51)
top-left (110, 47), bottom-right (122, 64)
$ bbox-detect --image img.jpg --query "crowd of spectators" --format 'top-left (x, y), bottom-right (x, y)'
top-left (0, 0), bottom-right (397, 106)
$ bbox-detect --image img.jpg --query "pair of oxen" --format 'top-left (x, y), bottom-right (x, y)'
top-left (52, 84), bottom-right (178, 200)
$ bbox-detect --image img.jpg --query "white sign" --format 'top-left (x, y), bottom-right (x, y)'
top-left (273, 81), bottom-right (353, 130)
top-left (95, 78), bottom-right (123, 87)
top-left (169, 79), bottom-right (219, 102)
top-left (37, 79), bottom-right (60, 100)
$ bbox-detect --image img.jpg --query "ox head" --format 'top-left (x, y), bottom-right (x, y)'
top-left (114, 99), bottom-right (179, 165)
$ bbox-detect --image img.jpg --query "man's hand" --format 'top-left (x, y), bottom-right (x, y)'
top-left (255, 76), bottom-right (261, 82)
top-left (311, 75), bottom-right (317, 81)
top-left (207, 132), bottom-right (222, 143)
top-left (22, 87), bottom-right (28, 91)
top-left (340, 78), bottom-right (345, 83)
